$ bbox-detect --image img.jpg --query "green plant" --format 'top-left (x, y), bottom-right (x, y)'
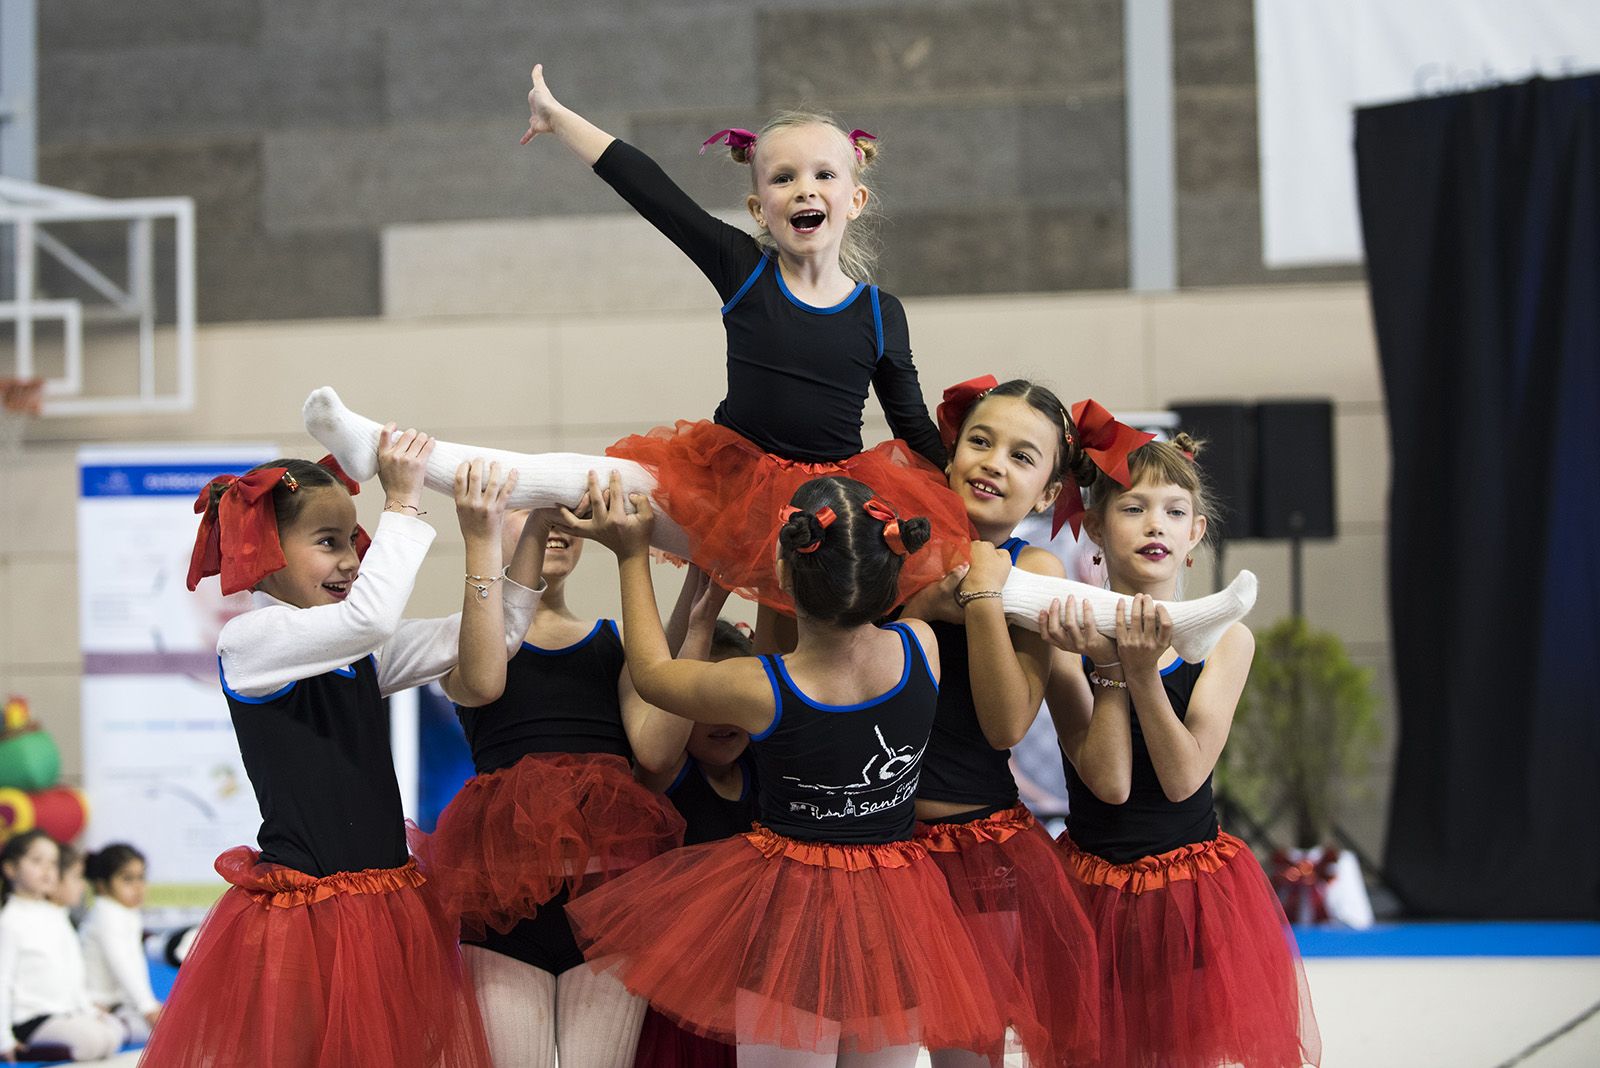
top-left (1222, 617), bottom-right (1382, 846)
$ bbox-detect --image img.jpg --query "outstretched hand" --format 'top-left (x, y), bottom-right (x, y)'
top-left (521, 63), bottom-right (562, 145)
top-left (453, 459), bottom-right (517, 542)
top-left (559, 470), bottom-right (655, 556)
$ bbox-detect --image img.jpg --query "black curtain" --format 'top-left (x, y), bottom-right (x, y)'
top-left (1357, 75), bottom-right (1600, 918)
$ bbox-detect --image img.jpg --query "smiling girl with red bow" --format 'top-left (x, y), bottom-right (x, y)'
top-left (142, 429), bottom-right (552, 1068)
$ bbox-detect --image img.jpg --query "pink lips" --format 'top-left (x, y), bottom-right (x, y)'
top-left (1137, 542), bottom-right (1170, 559)
top-left (967, 479), bottom-right (1002, 501)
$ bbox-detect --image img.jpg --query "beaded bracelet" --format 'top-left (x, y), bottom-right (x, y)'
top-left (1089, 672), bottom-right (1128, 690)
top-left (464, 566), bottom-right (508, 600)
top-left (954, 589), bottom-right (1003, 607)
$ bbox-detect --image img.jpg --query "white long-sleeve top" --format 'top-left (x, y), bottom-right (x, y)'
top-left (80, 896), bottom-right (158, 1016)
top-left (0, 897), bottom-right (93, 1050)
top-left (217, 511), bottom-right (542, 698)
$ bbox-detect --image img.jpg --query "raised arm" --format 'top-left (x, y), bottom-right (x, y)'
top-left (522, 65), bottom-right (758, 301)
top-left (562, 472), bottom-right (775, 734)
top-left (626, 567), bottom-right (730, 774)
top-left (961, 544), bottom-right (1058, 749)
top-left (438, 461), bottom-right (517, 707)
top-left (870, 291), bottom-right (946, 468)
top-left (1040, 596), bottom-right (1133, 804)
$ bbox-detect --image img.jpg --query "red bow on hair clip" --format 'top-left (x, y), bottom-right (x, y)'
top-left (862, 498), bottom-right (908, 556)
top-left (317, 455), bottom-right (373, 558)
top-left (778, 504), bottom-right (836, 553)
top-left (936, 374), bottom-right (999, 451)
top-left (186, 468), bottom-right (289, 595)
top-left (1051, 399), bottom-right (1158, 539)
top-left (846, 129), bottom-right (876, 161)
top-left (700, 128), bottom-right (758, 156)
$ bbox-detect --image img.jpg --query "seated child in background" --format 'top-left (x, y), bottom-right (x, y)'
top-left (81, 843), bottom-right (162, 1043)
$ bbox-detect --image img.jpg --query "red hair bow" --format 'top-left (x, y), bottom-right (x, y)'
top-left (317, 455), bottom-right (373, 558)
top-left (778, 504), bottom-right (836, 554)
top-left (862, 498), bottom-right (907, 556)
top-left (1051, 399), bottom-right (1158, 539)
top-left (186, 468), bottom-right (289, 595)
top-left (936, 374), bottom-right (999, 451)
top-left (700, 128), bottom-right (758, 156)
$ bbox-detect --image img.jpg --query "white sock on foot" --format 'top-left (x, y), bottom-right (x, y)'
top-left (1002, 569), bottom-right (1257, 662)
top-left (302, 387), bottom-right (692, 557)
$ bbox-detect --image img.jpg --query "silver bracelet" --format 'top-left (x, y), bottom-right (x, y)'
top-left (1093, 659), bottom-right (1121, 670)
top-left (464, 566), bottom-right (508, 600)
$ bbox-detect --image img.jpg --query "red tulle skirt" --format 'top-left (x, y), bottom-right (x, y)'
top-left (634, 1007), bottom-right (737, 1068)
top-left (1057, 831), bottom-right (1322, 1068)
top-left (567, 824), bottom-right (1007, 1055)
top-left (607, 420), bottom-right (971, 612)
top-left (138, 847), bottom-right (489, 1068)
top-left (916, 806), bottom-right (1100, 1065)
top-left (408, 752), bottom-right (685, 939)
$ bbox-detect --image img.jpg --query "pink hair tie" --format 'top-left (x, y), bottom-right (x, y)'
top-left (700, 128), bottom-right (758, 156)
top-left (846, 129), bottom-right (877, 161)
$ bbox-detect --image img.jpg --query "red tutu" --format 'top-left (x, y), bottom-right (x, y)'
top-left (567, 824), bottom-right (1007, 1055)
top-left (408, 752), bottom-right (684, 939)
top-left (634, 1008), bottom-right (737, 1068)
top-left (138, 847), bottom-right (489, 1068)
top-left (606, 420), bottom-right (971, 613)
top-left (916, 806), bottom-right (1100, 1066)
top-left (1057, 831), bottom-right (1321, 1068)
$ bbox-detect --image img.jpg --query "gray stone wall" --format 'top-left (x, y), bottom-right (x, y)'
top-left (37, 0), bottom-right (1357, 323)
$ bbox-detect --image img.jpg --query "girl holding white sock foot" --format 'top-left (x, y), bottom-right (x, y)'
top-left (1041, 433), bottom-right (1321, 1068)
top-left (408, 509), bottom-right (696, 1068)
top-left (899, 378), bottom-right (1108, 1068)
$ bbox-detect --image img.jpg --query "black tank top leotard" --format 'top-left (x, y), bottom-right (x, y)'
top-left (456, 619), bottom-right (631, 774)
top-left (1063, 656), bottom-right (1219, 864)
top-left (222, 655), bottom-right (406, 878)
top-left (665, 756), bottom-right (760, 846)
top-left (751, 621), bottom-right (939, 844)
top-left (917, 537), bottom-right (1028, 812)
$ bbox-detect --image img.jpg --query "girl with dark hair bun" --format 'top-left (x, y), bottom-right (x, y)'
top-left (559, 471), bottom-right (1005, 1067)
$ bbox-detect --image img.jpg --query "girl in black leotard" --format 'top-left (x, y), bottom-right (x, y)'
top-left (1040, 432), bottom-right (1321, 1068)
top-left (563, 471), bottom-right (1005, 1068)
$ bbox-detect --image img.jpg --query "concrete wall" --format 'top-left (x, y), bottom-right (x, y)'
top-left (0, 280), bottom-right (1394, 855)
top-left (35, 0), bottom-right (1360, 324)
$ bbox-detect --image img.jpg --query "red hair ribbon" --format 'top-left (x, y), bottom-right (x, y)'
top-left (778, 504), bottom-right (836, 554)
top-left (936, 374), bottom-right (999, 451)
top-left (186, 468), bottom-right (290, 595)
top-left (316, 455), bottom-right (373, 559)
top-left (1051, 399), bottom-right (1159, 539)
top-left (846, 128), bottom-right (876, 161)
top-left (862, 498), bottom-right (907, 556)
top-left (700, 128), bottom-right (758, 156)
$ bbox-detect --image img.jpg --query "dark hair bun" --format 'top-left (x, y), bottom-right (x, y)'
top-left (778, 510), bottom-right (825, 555)
top-left (1170, 432), bottom-right (1204, 461)
top-left (897, 516), bottom-right (932, 555)
top-left (730, 144), bottom-right (754, 165)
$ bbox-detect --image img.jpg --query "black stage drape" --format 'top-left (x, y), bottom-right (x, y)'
top-left (1357, 74), bottom-right (1600, 918)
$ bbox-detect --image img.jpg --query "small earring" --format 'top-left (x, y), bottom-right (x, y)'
top-left (1091, 551), bottom-right (1102, 566)
top-left (1185, 555), bottom-right (1194, 568)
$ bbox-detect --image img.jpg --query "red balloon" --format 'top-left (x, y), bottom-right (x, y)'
top-left (30, 786), bottom-right (88, 843)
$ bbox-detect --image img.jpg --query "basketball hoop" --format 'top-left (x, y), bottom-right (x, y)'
top-left (0, 377), bottom-right (44, 462)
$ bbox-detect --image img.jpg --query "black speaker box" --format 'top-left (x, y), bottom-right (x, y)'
top-left (1255, 400), bottom-right (1336, 539)
top-left (1169, 401), bottom-right (1257, 541)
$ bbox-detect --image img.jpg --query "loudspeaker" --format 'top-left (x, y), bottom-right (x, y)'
top-left (1169, 401), bottom-right (1256, 541)
top-left (1255, 400), bottom-right (1335, 539)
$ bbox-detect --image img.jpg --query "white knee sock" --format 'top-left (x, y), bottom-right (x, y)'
top-left (555, 965), bottom-right (648, 1068)
top-left (302, 387), bottom-right (692, 558)
top-left (305, 386), bottom-right (1255, 658)
top-left (463, 945), bottom-right (557, 1068)
top-left (1001, 567), bottom-right (1257, 662)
